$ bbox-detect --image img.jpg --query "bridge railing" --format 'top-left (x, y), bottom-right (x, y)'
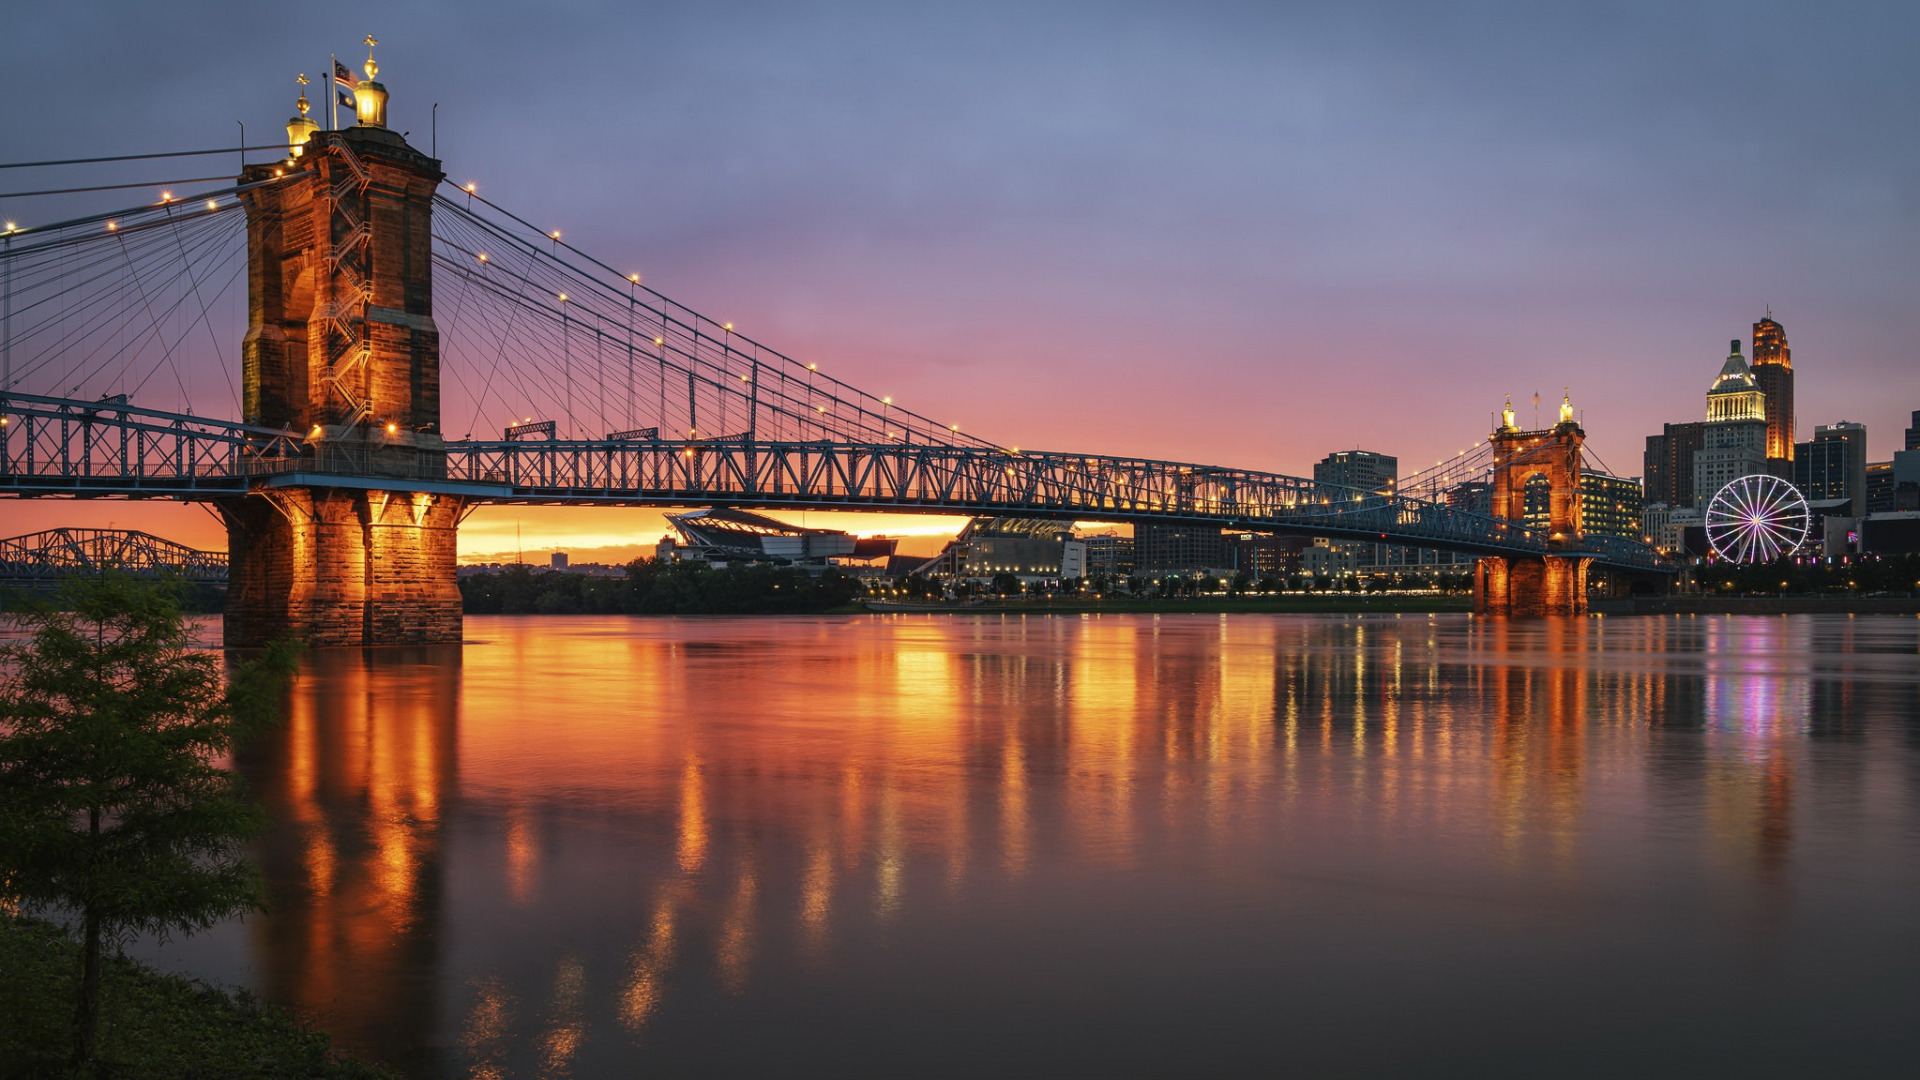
top-left (442, 438), bottom-right (1567, 556)
top-left (1, 392), bottom-right (301, 493)
top-left (3, 393), bottom-right (1666, 569)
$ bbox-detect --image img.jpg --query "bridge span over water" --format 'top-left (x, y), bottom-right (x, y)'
top-left (0, 57), bottom-right (1659, 641)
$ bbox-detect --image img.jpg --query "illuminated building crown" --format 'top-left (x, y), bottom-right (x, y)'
top-left (1706, 338), bottom-right (1766, 423)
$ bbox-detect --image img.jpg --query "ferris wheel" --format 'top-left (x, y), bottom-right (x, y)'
top-left (1705, 474), bottom-right (1810, 564)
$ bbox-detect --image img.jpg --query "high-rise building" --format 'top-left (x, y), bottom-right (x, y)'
top-left (1866, 461), bottom-right (1895, 515)
top-left (1644, 421), bottom-right (1706, 508)
top-left (1692, 340), bottom-right (1770, 506)
top-left (1135, 524), bottom-right (1229, 576)
top-left (1907, 410), bottom-right (1920, 452)
top-left (1312, 449), bottom-right (1399, 572)
top-left (1750, 314), bottom-right (1794, 474)
top-left (1078, 532), bottom-right (1135, 578)
top-left (1807, 421), bottom-right (1868, 518)
top-left (1795, 437), bottom-right (1855, 505)
top-left (1578, 472), bottom-right (1645, 540)
top-left (1313, 450), bottom-right (1397, 496)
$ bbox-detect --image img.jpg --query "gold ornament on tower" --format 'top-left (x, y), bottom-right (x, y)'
top-left (355, 34), bottom-right (389, 128)
top-left (286, 73), bottom-right (318, 159)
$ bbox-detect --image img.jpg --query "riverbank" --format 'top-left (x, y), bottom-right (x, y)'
top-left (865, 595), bottom-right (1473, 614)
top-left (0, 916), bottom-right (392, 1080)
top-left (1591, 595), bottom-right (1920, 615)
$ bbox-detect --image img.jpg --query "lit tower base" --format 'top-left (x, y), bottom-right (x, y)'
top-left (1473, 393), bottom-right (1593, 617)
top-left (222, 52), bottom-right (467, 647)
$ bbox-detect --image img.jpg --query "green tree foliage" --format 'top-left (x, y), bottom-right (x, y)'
top-left (458, 560), bottom-right (864, 615)
top-left (1693, 553), bottom-right (1920, 595)
top-left (0, 575), bottom-right (296, 1072)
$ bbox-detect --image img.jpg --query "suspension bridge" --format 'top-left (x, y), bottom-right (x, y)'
top-left (0, 55), bottom-right (1663, 643)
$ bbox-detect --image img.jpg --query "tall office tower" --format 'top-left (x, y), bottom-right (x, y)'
top-left (1313, 449), bottom-right (1398, 496)
top-left (1865, 461), bottom-right (1895, 515)
top-left (1644, 421), bottom-right (1706, 508)
top-left (1693, 340), bottom-right (1770, 506)
top-left (1750, 315), bottom-right (1794, 476)
top-left (1906, 410), bottom-right (1919, 452)
top-left (1312, 450), bottom-right (1398, 571)
top-left (1805, 421), bottom-right (1869, 518)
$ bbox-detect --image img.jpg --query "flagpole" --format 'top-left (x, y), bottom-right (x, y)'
top-left (330, 54), bottom-right (338, 131)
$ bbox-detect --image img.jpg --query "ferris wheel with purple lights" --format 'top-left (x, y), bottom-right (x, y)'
top-left (1705, 474), bottom-right (1810, 564)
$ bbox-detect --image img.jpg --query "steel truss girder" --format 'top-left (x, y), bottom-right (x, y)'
top-left (0, 395), bottom-right (1667, 570)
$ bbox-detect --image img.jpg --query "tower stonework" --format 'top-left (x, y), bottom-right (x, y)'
top-left (1474, 396), bottom-right (1592, 616)
top-left (223, 106), bottom-right (463, 647)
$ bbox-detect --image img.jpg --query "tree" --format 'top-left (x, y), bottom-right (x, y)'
top-left (0, 575), bottom-right (295, 1071)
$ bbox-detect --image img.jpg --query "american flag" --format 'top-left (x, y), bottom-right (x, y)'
top-left (334, 59), bottom-right (357, 87)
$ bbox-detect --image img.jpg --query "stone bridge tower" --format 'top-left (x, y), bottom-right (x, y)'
top-left (1474, 393), bottom-right (1593, 616)
top-left (222, 54), bottom-right (464, 646)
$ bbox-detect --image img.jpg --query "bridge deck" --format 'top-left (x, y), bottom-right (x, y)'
top-left (1, 393), bottom-right (1667, 571)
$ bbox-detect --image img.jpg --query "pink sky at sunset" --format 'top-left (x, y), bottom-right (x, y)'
top-left (6, 3), bottom-right (1917, 558)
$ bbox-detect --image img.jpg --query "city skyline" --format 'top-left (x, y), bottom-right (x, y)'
top-left (6, 2), bottom-right (1918, 560)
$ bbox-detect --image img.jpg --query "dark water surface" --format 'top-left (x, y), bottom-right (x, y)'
top-left (145, 613), bottom-right (1920, 1077)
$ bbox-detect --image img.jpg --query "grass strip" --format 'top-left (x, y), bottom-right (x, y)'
top-left (0, 915), bottom-right (395, 1080)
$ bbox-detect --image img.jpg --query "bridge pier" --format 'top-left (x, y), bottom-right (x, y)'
top-left (1473, 554), bottom-right (1590, 616)
top-left (223, 489), bottom-right (463, 647)
top-left (224, 92), bottom-right (454, 647)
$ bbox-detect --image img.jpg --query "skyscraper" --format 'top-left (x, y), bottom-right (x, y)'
top-left (1313, 450), bottom-right (1397, 496)
top-left (1644, 421), bottom-right (1706, 508)
top-left (1750, 314), bottom-right (1794, 476)
top-left (1804, 421), bottom-right (1868, 518)
top-left (1693, 339), bottom-right (1769, 505)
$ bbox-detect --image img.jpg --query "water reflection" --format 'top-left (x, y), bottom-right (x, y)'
top-left (238, 645), bottom-right (459, 1076)
top-left (221, 613), bottom-right (1920, 1077)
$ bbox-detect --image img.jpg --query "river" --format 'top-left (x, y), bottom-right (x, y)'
top-left (143, 612), bottom-right (1920, 1077)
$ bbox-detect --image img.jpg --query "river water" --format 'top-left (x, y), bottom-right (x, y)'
top-left (144, 612), bottom-right (1920, 1077)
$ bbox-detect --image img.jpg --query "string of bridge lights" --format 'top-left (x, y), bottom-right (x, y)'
top-left (446, 175), bottom-right (981, 447)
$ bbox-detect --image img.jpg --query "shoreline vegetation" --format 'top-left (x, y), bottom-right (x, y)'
top-left (452, 554), bottom-right (1920, 618)
top-left (0, 915), bottom-right (393, 1079)
top-left (455, 561), bottom-right (1480, 616)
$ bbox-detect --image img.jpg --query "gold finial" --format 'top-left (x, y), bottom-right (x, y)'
top-left (1501, 393), bottom-right (1516, 431)
top-left (295, 73), bottom-right (310, 117)
top-left (1559, 388), bottom-right (1574, 425)
top-left (364, 34), bottom-right (379, 80)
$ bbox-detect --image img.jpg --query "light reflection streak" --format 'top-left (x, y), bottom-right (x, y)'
top-left (220, 613), bottom-right (1920, 1076)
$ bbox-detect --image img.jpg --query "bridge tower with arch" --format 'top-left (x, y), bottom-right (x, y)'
top-left (222, 53), bottom-right (465, 647)
top-left (0, 56), bottom-right (1672, 644)
top-left (1473, 393), bottom-right (1592, 616)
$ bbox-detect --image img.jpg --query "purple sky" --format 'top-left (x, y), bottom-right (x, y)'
top-left (8, 1), bottom-right (1918, 552)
